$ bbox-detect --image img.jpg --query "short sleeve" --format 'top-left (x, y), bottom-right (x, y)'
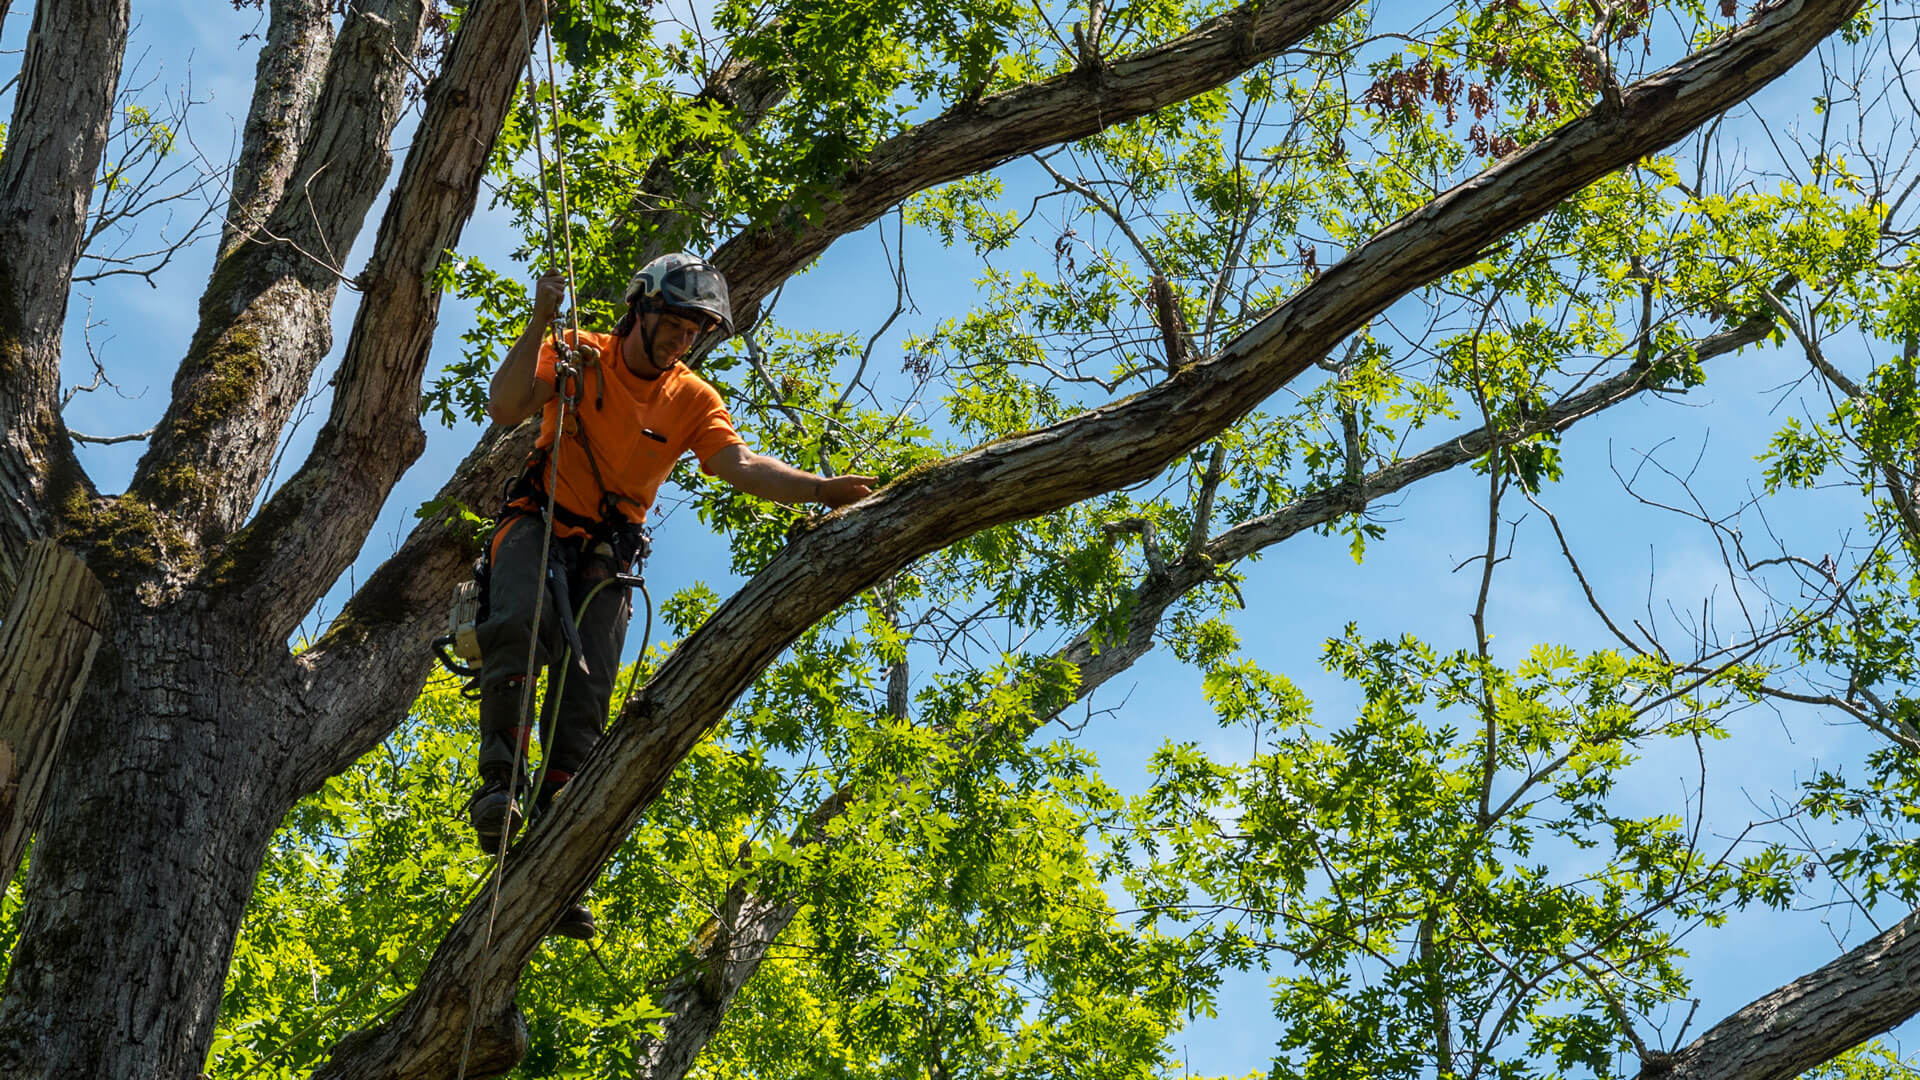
top-left (688, 382), bottom-right (747, 473)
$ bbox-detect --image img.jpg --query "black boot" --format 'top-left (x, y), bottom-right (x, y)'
top-left (549, 902), bottom-right (598, 941)
top-left (471, 684), bottom-right (535, 854)
top-left (466, 764), bottom-right (525, 855)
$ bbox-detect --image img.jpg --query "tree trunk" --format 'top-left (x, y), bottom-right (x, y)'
top-left (0, 611), bottom-right (311, 1080)
top-left (0, 4), bottom-right (546, 1077)
top-left (0, 539), bottom-right (105, 898)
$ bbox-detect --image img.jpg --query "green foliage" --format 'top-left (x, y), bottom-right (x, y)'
top-left (1112, 631), bottom-right (1794, 1080)
top-left (261, 0), bottom-right (1920, 1075)
top-left (1802, 1041), bottom-right (1920, 1080)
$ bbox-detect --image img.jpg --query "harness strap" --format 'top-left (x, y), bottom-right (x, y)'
top-left (502, 464), bottom-right (652, 570)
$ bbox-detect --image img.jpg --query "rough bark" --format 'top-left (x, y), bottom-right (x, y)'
top-left (0, 540), bottom-right (106, 900)
top-left (629, 318), bottom-right (1775, 1080)
top-left (1638, 908), bottom-right (1920, 1080)
top-left (0, 0), bottom-right (132, 601)
top-left (220, 0), bottom-right (337, 257)
top-left (125, 0), bottom-right (428, 546)
top-left (0, 4), bottom-right (538, 1077)
top-left (209, 0), bottom-right (550, 648)
top-left (308, 2), bottom-right (1857, 1075)
top-left (0, 610), bottom-right (316, 1080)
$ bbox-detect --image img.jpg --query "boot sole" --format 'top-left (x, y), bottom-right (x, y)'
top-left (549, 914), bottom-right (597, 941)
top-left (470, 797), bottom-right (524, 855)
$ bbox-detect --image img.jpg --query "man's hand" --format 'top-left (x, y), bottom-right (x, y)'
top-left (532, 270), bottom-right (568, 322)
top-left (814, 473), bottom-right (878, 509)
top-left (486, 270), bottom-right (569, 427)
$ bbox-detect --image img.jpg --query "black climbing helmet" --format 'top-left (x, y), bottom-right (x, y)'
top-left (623, 253), bottom-right (734, 337)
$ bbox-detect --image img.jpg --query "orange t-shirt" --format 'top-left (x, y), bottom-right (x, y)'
top-left (513, 329), bottom-right (744, 538)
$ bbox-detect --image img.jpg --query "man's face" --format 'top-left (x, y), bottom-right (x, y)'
top-left (645, 311), bottom-right (707, 367)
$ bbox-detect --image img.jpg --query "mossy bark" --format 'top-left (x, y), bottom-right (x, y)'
top-left (129, 0), bottom-right (430, 544)
top-left (222, 0), bottom-right (336, 257)
top-left (0, 606), bottom-right (313, 1080)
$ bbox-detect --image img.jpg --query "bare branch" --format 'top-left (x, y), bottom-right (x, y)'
top-left (66, 428), bottom-right (155, 447)
top-left (1761, 286), bottom-right (1920, 543)
top-left (1187, 441), bottom-right (1229, 561)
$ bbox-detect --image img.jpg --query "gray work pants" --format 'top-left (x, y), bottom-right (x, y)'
top-left (474, 514), bottom-right (631, 782)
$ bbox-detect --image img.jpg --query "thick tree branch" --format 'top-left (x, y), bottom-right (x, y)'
top-left (1638, 907), bottom-right (1920, 1080)
top-left (708, 0), bottom-right (1364, 331)
top-left (220, 0), bottom-right (337, 257)
top-left (306, 2), bottom-right (1858, 1074)
top-left (288, 424), bottom-right (533, 792)
top-left (125, 0), bottom-right (429, 545)
top-left (624, 317), bottom-right (1771, 1080)
top-left (209, 0), bottom-right (551, 643)
top-left (0, 0), bottom-right (131, 600)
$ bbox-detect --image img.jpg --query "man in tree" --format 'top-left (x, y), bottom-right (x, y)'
top-left (471, 255), bottom-right (876, 937)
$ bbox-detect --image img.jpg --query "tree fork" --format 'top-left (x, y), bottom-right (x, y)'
top-left (0, 540), bottom-right (105, 899)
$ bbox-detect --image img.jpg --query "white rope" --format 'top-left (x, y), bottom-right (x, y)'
top-left (453, 2), bottom-right (584, 1075)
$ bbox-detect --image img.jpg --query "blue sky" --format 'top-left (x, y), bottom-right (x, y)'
top-left (3, 1), bottom-right (1910, 1074)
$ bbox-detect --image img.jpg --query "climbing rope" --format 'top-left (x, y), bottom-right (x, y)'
top-left (453, 5), bottom-right (583, 1077)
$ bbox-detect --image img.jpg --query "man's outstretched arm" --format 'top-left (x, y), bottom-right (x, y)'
top-left (707, 444), bottom-right (876, 509)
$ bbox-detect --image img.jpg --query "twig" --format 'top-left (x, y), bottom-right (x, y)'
top-left (67, 427), bottom-right (156, 446)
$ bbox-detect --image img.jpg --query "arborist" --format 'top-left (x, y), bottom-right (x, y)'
top-left (469, 254), bottom-right (876, 939)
